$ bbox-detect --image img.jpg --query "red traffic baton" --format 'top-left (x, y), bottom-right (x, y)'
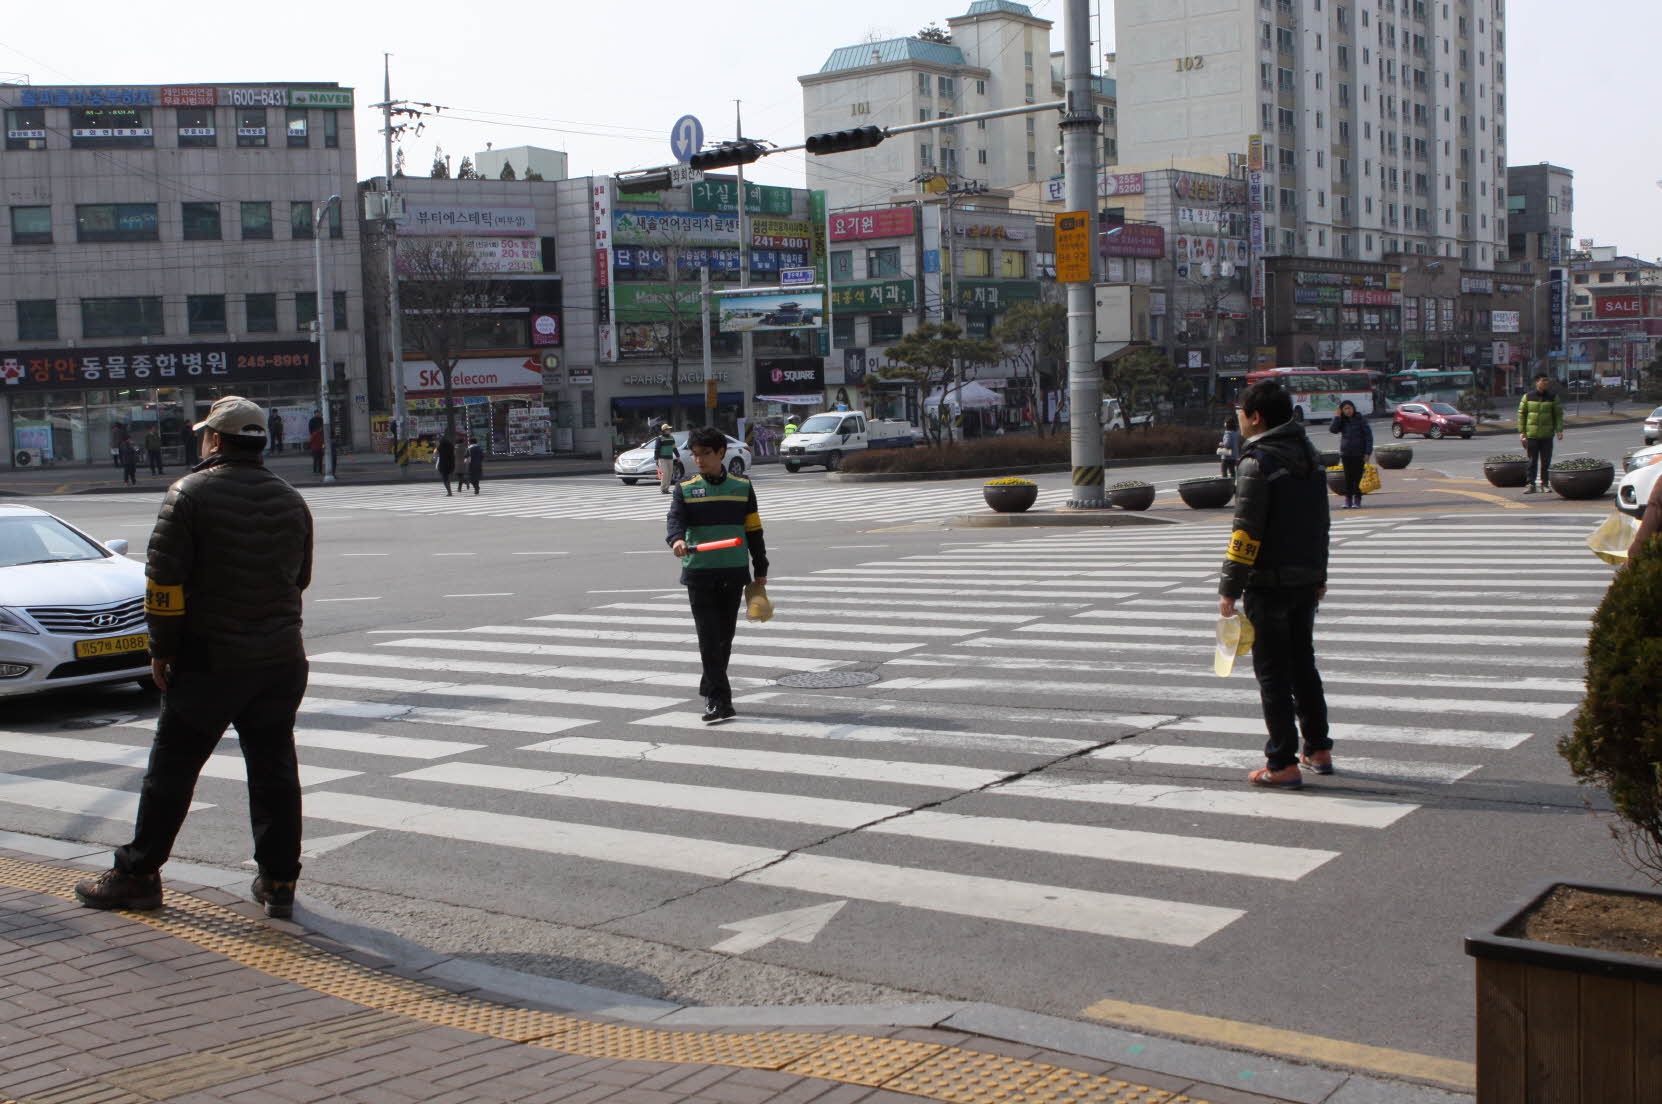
top-left (689, 537), bottom-right (742, 551)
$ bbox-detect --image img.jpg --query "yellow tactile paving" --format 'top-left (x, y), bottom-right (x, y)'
top-left (0, 854), bottom-right (1218, 1104)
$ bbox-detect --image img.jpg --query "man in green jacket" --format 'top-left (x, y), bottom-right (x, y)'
top-left (1518, 374), bottom-right (1565, 494)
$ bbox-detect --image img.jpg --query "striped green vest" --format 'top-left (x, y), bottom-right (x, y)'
top-left (680, 473), bottom-right (752, 571)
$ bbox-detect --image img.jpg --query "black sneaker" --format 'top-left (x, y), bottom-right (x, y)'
top-left (251, 876), bottom-right (296, 919)
top-left (75, 868), bottom-right (162, 911)
top-left (713, 701), bottom-right (736, 721)
top-left (701, 698), bottom-right (723, 723)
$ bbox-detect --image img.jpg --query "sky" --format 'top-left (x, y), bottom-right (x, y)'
top-left (3, 0), bottom-right (1657, 261)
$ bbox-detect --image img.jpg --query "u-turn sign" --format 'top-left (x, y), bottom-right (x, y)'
top-left (670, 115), bottom-right (704, 163)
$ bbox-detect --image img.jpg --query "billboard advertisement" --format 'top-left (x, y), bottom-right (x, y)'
top-left (1596, 295), bottom-right (1645, 318)
top-left (397, 237), bottom-right (542, 274)
top-left (1100, 224), bottom-right (1165, 258)
top-left (403, 356), bottom-right (545, 394)
top-left (829, 206), bottom-right (915, 241)
top-left (403, 204), bottom-right (536, 236)
top-left (1491, 310), bottom-right (1520, 333)
top-left (718, 291), bottom-right (824, 332)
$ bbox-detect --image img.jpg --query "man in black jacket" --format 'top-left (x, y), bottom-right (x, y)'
top-left (76, 396), bottom-right (314, 917)
top-left (1219, 380), bottom-right (1332, 789)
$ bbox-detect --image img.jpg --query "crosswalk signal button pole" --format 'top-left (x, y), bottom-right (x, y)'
top-left (804, 126), bottom-right (886, 155)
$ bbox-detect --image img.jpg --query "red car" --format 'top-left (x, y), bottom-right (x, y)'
top-left (1392, 401), bottom-right (1476, 439)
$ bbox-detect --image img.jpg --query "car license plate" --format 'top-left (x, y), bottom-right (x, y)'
top-left (787, 447), bottom-right (803, 454)
top-left (74, 633), bottom-right (149, 659)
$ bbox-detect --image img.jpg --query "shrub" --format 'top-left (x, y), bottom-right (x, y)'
top-left (984, 477), bottom-right (1035, 486)
top-left (1485, 453), bottom-right (1527, 463)
top-left (1559, 535), bottom-right (1662, 882)
top-left (1109, 480), bottom-right (1151, 489)
top-left (837, 427), bottom-right (1218, 474)
top-left (1550, 457), bottom-right (1613, 472)
top-left (1180, 474), bottom-right (1230, 485)
top-left (1376, 443), bottom-right (1411, 451)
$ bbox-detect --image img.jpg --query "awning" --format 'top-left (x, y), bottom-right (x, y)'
top-left (609, 391), bottom-right (743, 411)
top-left (753, 394), bottom-right (822, 405)
top-left (924, 381), bottom-right (1003, 408)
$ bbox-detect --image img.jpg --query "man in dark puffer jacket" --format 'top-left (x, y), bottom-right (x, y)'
top-left (76, 396), bottom-right (314, 918)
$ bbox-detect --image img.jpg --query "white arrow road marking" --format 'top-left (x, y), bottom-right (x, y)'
top-left (710, 900), bottom-right (849, 955)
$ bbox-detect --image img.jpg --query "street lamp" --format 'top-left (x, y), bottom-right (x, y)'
top-left (312, 194), bottom-right (342, 484)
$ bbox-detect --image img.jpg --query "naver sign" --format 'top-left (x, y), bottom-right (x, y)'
top-left (289, 89), bottom-right (354, 108)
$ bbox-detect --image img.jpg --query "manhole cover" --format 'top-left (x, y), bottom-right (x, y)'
top-left (775, 671), bottom-right (881, 689)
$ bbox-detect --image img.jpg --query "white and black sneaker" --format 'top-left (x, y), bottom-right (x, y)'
top-left (701, 699), bottom-right (736, 723)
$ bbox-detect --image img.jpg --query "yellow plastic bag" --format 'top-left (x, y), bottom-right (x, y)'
top-left (1214, 614), bottom-right (1255, 677)
top-left (744, 581), bottom-right (774, 623)
top-left (1359, 463), bottom-right (1381, 494)
top-left (1587, 511), bottom-right (1640, 565)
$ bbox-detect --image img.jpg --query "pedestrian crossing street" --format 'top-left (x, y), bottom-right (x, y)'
top-left (0, 511), bottom-right (1612, 952)
top-left (300, 473), bottom-right (1080, 524)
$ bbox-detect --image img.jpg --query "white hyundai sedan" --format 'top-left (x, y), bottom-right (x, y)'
top-left (0, 504), bottom-right (151, 697)
top-left (613, 431), bottom-right (753, 486)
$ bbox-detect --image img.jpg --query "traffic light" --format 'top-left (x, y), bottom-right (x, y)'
top-left (687, 140), bottom-right (767, 172)
top-left (804, 125), bottom-right (886, 156)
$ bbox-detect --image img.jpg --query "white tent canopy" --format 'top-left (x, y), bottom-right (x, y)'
top-left (923, 381), bottom-right (1002, 409)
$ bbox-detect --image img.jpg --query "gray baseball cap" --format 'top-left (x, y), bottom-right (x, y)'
top-left (193, 395), bottom-right (269, 437)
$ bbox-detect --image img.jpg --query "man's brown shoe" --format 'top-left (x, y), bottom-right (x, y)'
top-left (251, 876), bottom-right (296, 919)
top-left (75, 868), bottom-right (162, 911)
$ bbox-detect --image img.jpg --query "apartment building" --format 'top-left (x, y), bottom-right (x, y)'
top-left (1, 82), bottom-right (365, 467)
top-left (800, 0), bottom-right (1117, 210)
top-left (1115, 0), bottom-right (1507, 268)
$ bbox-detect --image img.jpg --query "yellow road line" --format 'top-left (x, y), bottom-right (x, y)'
top-left (1423, 487), bottom-right (1529, 509)
top-left (1082, 997), bottom-right (1475, 1092)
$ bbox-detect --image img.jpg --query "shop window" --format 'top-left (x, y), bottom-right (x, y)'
top-left (17, 300), bottom-right (57, 341)
top-left (245, 293), bottom-right (277, 333)
top-left (323, 111), bottom-right (339, 149)
top-left (5, 107), bottom-right (47, 150)
top-left (296, 292), bottom-right (317, 329)
top-left (286, 109), bottom-right (309, 148)
top-left (870, 315), bottom-right (904, 343)
top-left (10, 205), bottom-right (52, 244)
top-left (961, 248), bottom-right (992, 277)
top-left (291, 201), bottom-right (314, 239)
top-left (240, 201), bottom-right (273, 240)
top-left (176, 107), bottom-right (216, 148)
top-left (333, 290), bottom-right (348, 331)
top-left (187, 294), bottom-right (227, 335)
top-left (82, 297), bottom-right (164, 338)
top-left (69, 107), bottom-right (153, 149)
top-left (832, 315), bottom-right (855, 348)
top-left (866, 247), bottom-right (901, 278)
top-left (181, 202), bottom-right (221, 241)
top-left (76, 203), bottom-right (159, 243)
top-left (237, 108), bottom-right (268, 148)
top-left (1000, 251), bottom-right (1028, 278)
top-left (830, 250), bottom-right (853, 281)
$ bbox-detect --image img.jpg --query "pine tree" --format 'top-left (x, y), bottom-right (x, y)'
top-left (456, 155), bottom-right (477, 180)
top-left (429, 148), bottom-right (449, 178)
top-left (499, 162), bottom-right (517, 180)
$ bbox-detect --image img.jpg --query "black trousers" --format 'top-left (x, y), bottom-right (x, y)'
top-left (1525, 437), bottom-right (1554, 485)
top-left (311, 450), bottom-right (324, 474)
top-left (115, 659), bottom-right (309, 881)
top-left (1341, 453), bottom-right (1365, 497)
top-left (1243, 587), bottom-right (1330, 770)
top-left (146, 449), bottom-right (163, 475)
top-left (687, 579), bottom-right (745, 704)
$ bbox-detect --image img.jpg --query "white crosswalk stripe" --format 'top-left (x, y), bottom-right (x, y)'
top-left (0, 511), bottom-right (1609, 949)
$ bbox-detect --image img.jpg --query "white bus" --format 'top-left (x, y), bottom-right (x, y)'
top-left (1246, 367), bottom-right (1378, 422)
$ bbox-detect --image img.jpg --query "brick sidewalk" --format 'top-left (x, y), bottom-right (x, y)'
top-left (0, 843), bottom-right (1475, 1104)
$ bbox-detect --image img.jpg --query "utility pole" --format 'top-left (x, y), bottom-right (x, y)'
top-left (313, 195), bottom-right (342, 484)
top-left (380, 54), bottom-right (408, 471)
top-left (1060, 0), bottom-right (1104, 507)
top-left (733, 100), bottom-right (750, 432)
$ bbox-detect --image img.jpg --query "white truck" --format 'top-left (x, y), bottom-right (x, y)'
top-left (780, 411), bottom-right (917, 472)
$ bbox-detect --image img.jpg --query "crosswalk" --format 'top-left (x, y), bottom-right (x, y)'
top-left (303, 473), bottom-right (1079, 524)
top-left (0, 510), bottom-right (1612, 954)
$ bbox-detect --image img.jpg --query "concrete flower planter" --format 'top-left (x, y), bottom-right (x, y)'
top-left (1484, 458), bottom-right (1531, 488)
top-left (1108, 483), bottom-right (1156, 511)
top-left (1548, 462), bottom-right (1614, 500)
top-left (982, 482), bottom-right (1039, 513)
top-left (1177, 477), bottom-right (1234, 509)
top-left (1466, 880), bottom-right (1662, 1103)
top-left (1375, 446), bottom-right (1412, 470)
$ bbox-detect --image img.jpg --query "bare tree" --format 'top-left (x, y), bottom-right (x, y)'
top-left (394, 238), bottom-right (511, 437)
top-left (878, 322), bottom-right (1001, 445)
top-left (624, 227), bottom-right (705, 429)
top-left (995, 300), bottom-right (1066, 435)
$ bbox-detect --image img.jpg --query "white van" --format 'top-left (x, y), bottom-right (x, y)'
top-left (780, 411), bottom-right (917, 472)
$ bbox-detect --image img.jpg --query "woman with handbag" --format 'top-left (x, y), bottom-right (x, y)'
top-left (1217, 415), bottom-right (1242, 478)
top-left (1329, 399), bottom-right (1374, 508)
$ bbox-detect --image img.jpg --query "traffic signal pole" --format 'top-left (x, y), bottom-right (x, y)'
top-left (1060, 0), bottom-right (1104, 507)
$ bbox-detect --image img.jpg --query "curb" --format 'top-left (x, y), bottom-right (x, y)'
top-left (827, 453), bottom-right (1213, 483)
top-left (0, 829), bottom-right (1471, 1103)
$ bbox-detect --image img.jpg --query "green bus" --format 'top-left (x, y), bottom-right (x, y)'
top-left (1384, 368), bottom-right (1475, 410)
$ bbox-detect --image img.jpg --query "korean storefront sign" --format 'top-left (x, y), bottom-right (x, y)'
top-left (1491, 310), bottom-right (1521, 333)
top-left (159, 87), bottom-right (216, 107)
top-left (403, 356), bottom-right (547, 394)
top-left (532, 314), bottom-right (562, 346)
top-left (1596, 296), bottom-right (1646, 318)
top-left (18, 87), bottom-right (153, 107)
top-left (691, 180), bottom-right (795, 215)
top-left (612, 209), bottom-right (741, 244)
top-left (829, 206), bottom-right (916, 242)
top-left (403, 204), bottom-right (536, 236)
top-left (612, 283), bottom-right (704, 320)
top-left (0, 341), bottom-right (315, 394)
top-left (220, 88), bottom-right (289, 107)
top-left (1171, 173), bottom-right (1245, 204)
top-left (1344, 289), bottom-right (1399, 307)
top-left (396, 237), bottom-right (542, 274)
top-left (753, 358), bottom-right (826, 395)
top-left (1548, 267), bottom-right (1567, 356)
top-left (750, 218), bottom-right (813, 250)
top-left (1100, 224), bottom-right (1165, 259)
top-left (1459, 276), bottom-right (1493, 294)
top-left (1045, 172), bottom-right (1144, 203)
top-left (954, 281), bottom-right (1039, 312)
top-left (1248, 133), bottom-right (1263, 172)
top-left (826, 279), bottom-right (916, 313)
top-left (289, 88), bottom-right (354, 108)
top-left (592, 179), bottom-right (618, 361)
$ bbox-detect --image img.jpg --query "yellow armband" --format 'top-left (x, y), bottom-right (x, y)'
top-left (1225, 530), bottom-right (1261, 566)
top-left (144, 580), bottom-right (186, 615)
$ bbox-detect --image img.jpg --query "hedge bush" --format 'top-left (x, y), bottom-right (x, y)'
top-left (838, 427), bottom-right (1219, 474)
top-left (1560, 535), bottom-right (1662, 881)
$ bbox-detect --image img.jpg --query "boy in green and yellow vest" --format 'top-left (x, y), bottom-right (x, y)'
top-left (1517, 374), bottom-right (1565, 494)
top-left (667, 426), bottom-right (769, 723)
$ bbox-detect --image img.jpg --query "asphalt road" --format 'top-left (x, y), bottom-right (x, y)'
top-left (0, 415), bottom-right (1648, 1067)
